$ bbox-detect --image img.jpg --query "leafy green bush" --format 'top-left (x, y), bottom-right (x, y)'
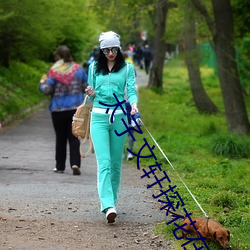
top-left (210, 192), bottom-right (237, 209)
top-left (210, 135), bottom-right (250, 159)
top-left (0, 60), bottom-right (49, 123)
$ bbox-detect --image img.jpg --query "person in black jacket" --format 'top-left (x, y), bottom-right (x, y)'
top-left (143, 44), bottom-right (152, 74)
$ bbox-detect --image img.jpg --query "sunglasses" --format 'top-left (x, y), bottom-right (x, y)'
top-left (102, 47), bottom-right (119, 55)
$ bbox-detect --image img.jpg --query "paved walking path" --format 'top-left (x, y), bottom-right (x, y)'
top-left (0, 70), bottom-right (173, 249)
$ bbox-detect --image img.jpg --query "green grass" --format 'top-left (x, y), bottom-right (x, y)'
top-left (133, 58), bottom-right (250, 249)
top-left (0, 60), bottom-right (50, 123)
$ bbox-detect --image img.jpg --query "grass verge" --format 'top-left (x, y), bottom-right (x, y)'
top-left (132, 58), bottom-right (250, 250)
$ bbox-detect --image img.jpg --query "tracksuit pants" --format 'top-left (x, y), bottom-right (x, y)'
top-left (90, 111), bottom-right (127, 212)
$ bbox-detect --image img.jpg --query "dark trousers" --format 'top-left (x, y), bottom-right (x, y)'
top-left (51, 110), bottom-right (80, 171)
top-left (144, 59), bottom-right (151, 74)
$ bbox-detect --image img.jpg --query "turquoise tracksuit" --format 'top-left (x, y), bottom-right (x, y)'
top-left (88, 62), bottom-right (138, 212)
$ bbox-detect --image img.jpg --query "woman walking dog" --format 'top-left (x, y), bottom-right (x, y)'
top-left (85, 31), bottom-right (138, 223)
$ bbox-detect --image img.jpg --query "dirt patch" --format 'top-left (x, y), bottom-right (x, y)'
top-left (0, 215), bottom-right (173, 250)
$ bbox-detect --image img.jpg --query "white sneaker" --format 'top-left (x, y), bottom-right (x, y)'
top-left (106, 207), bottom-right (117, 223)
top-left (72, 165), bottom-right (81, 175)
top-left (53, 168), bottom-right (64, 173)
top-left (127, 152), bottom-right (133, 160)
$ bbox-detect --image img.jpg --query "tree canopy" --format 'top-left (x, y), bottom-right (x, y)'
top-left (0, 0), bottom-right (99, 66)
top-left (0, 0), bottom-right (249, 134)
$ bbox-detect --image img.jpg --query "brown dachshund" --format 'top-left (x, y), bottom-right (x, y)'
top-left (181, 217), bottom-right (206, 238)
top-left (182, 217), bottom-right (231, 249)
top-left (167, 210), bottom-right (231, 249)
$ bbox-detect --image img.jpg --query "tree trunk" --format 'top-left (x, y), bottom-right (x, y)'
top-left (147, 0), bottom-right (169, 89)
top-left (212, 0), bottom-right (250, 134)
top-left (184, 4), bottom-right (218, 114)
top-left (191, 0), bottom-right (250, 134)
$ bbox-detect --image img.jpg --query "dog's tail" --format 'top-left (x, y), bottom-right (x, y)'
top-left (167, 209), bottom-right (185, 217)
top-left (160, 208), bottom-right (186, 220)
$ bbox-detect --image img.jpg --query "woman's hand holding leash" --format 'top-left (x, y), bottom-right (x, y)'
top-left (131, 103), bottom-right (138, 115)
top-left (85, 86), bottom-right (95, 97)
